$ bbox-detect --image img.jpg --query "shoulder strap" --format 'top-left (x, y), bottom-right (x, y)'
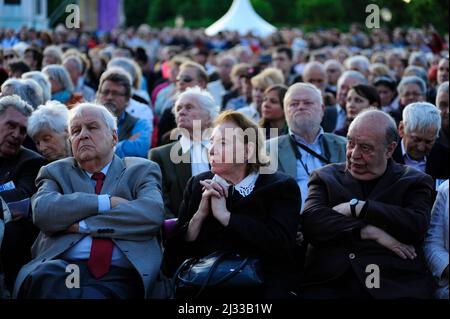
top-left (289, 135), bottom-right (330, 165)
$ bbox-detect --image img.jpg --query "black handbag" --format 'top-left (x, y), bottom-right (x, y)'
top-left (173, 251), bottom-right (264, 298)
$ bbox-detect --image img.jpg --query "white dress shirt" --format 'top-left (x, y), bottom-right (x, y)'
top-left (61, 160), bottom-right (132, 269)
top-left (179, 135), bottom-right (210, 177)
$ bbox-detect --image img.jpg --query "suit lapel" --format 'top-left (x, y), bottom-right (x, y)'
top-left (70, 155), bottom-right (125, 195)
top-left (278, 136), bottom-right (297, 177)
top-left (174, 145), bottom-right (192, 191)
top-left (102, 155), bottom-right (125, 195)
top-left (70, 158), bottom-right (96, 194)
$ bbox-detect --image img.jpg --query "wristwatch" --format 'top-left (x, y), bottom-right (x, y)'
top-left (349, 198), bottom-right (359, 218)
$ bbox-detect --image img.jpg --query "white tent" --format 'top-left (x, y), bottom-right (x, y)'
top-left (205, 0), bottom-right (277, 38)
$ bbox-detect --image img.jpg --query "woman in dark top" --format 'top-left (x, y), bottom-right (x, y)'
top-left (260, 84), bottom-right (289, 140)
top-left (163, 110), bottom-right (301, 298)
top-left (335, 84), bottom-right (381, 137)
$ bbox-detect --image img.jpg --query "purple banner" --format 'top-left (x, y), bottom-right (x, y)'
top-left (97, 0), bottom-right (119, 32)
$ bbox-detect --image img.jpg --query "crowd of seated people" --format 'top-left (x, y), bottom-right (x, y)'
top-left (0, 22), bottom-right (448, 299)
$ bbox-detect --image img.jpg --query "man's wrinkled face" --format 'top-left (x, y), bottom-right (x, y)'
top-left (69, 108), bottom-right (117, 164)
top-left (400, 83), bottom-right (425, 108)
top-left (97, 80), bottom-right (129, 117)
top-left (0, 107), bottom-right (28, 159)
top-left (285, 87), bottom-right (324, 133)
top-left (346, 123), bottom-right (396, 181)
top-left (400, 125), bottom-right (438, 161)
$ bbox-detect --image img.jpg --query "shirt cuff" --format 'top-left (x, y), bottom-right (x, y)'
top-left (98, 194), bottom-right (111, 212)
top-left (79, 220), bottom-right (88, 232)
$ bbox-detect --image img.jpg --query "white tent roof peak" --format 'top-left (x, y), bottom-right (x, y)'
top-left (205, 0), bottom-right (277, 38)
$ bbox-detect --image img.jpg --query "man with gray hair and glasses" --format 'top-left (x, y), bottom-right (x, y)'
top-left (393, 102), bottom-right (449, 189)
top-left (0, 95), bottom-right (45, 294)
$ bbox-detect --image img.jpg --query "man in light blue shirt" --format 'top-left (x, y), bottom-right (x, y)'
top-left (96, 68), bottom-right (150, 158)
top-left (267, 83), bottom-right (347, 212)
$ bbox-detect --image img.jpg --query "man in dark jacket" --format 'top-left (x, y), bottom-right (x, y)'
top-left (393, 101), bottom-right (449, 189)
top-left (0, 95), bottom-right (46, 293)
top-left (300, 109), bottom-right (434, 299)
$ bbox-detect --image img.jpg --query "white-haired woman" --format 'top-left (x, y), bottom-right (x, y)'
top-left (42, 65), bottom-right (83, 108)
top-left (22, 71), bottom-right (52, 103)
top-left (27, 101), bottom-right (71, 162)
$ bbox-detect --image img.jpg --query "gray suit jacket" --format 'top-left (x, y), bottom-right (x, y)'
top-left (13, 155), bottom-right (165, 298)
top-left (149, 141), bottom-right (192, 219)
top-left (266, 132), bottom-right (347, 178)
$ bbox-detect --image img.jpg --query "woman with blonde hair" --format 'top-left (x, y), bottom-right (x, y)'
top-left (164, 110), bottom-right (300, 298)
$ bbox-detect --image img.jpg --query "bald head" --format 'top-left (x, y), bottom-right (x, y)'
top-left (346, 109), bottom-right (399, 181)
top-left (349, 109), bottom-right (399, 146)
top-left (303, 61), bottom-right (328, 93)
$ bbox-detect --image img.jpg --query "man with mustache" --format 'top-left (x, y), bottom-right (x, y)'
top-left (267, 83), bottom-right (346, 211)
top-left (0, 95), bottom-right (45, 294)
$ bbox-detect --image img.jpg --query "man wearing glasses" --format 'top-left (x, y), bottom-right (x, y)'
top-left (157, 61), bottom-right (209, 145)
top-left (96, 68), bottom-right (150, 158)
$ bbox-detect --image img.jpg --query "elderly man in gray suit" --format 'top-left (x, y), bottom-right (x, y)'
top-left (13, 103), bottom-right (164, 299)
top-left (267, 83), bottom-right (347, 212)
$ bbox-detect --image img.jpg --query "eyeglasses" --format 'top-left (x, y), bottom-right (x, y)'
top-left (99, 90), bottom-right (127, 97)
top-left (176, 75), bottom-right (194, 83)
top-left (4, 54), bottom-right (15, 60)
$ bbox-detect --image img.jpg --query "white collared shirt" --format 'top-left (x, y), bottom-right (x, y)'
top-left (179, 135), bottom-right (210, 177)
top-left (212, 172), bottom-right (260, 197)
top-left (333, 104), bottom-right (347, 133)
top-left (401, 139), bottom-right (427, 173)
top-left (61, 160), bottom-right (132, 269)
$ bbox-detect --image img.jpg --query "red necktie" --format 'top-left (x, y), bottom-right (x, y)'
top-left (87, 172), bottom-right (114, 279)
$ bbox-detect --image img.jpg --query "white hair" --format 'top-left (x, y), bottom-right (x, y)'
top-left (398, 76), bottom-right (427, 96)
top-left (27, 100), bottom-right (69, 138)
top-left (22, 71), bottom-right (52, 103)
top-left (42, 64), bottom-right (74, 92)
top-left (43, 45), bottom-right (63, 64)
top-left (63, 55), bottom-right (84, 74)
top-left (408, 52), bottom-right (428, 68)
top-left (403, 65), bottom-right (428, 84)
top-left (0, 94), bottom-right (33, 117)
top-left (173, 86), bottom-right (220, 123)
top-left (107, 57), bottom-right (142, 90)
top-left (402, 102), bottom-right (441, 137)
top-left (345, 55), bottom-right (370, 73)
top-left (284, 82), bottom-right (324, 106)
top-left (68, 103), bottom-right (117, 134)
top-left (1, 78), bottom-right (44, 109)
top-left (337, 70), bottom-right (368, 89)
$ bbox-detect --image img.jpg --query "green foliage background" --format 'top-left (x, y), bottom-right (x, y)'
top-left (123, 0), bottom-right (449, 34)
